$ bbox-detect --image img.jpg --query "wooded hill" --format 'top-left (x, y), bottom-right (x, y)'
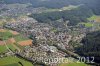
top-left (29, 5), bottom-right (93, 26)
top-left (76, 31), bottom-right (100, 63)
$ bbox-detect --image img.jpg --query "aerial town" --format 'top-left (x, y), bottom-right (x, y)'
top-left (0, 0), bottom-right (100, 66)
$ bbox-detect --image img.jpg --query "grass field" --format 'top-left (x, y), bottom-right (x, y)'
top-left (59, 62), bottom-right (89, 66)
top-left (0, 31), bottom-right (13, 40)
top-left (0, 29), bottom-right (29, 41)
top-left (88, 15), bottom-right (100, 22)
top-left (78, 22), bottom-right (93, 27)
top-left (0, 29), bottom-right (30, 53)
top-left (14, 35), bottom-right (29, 42)
top-left (0, 56), bottom-right (33, 66)
top-left (0, 44), bottom-right (16, 53)
top-left (41, 5), bottom-right (79, 13)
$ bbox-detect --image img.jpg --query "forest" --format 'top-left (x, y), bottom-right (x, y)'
top-left (29, 5), bottom-right (93, 26)
top-left (76, 31), bottom-right (100, 63)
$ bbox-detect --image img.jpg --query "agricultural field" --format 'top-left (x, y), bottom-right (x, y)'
top-left (59, 62), bottom-right (89, 66)
top-left (77, 15), bottom-right (100, 28)
top-left (0, 56), bottom-right (33, 66)
top-left (88, 15), bottom-right (100, 22)
top-left (0, 29), bottom-right (29, 41)
top-left (78, 22), bottom-right (94, 27)
top-left (14, 35), bottom-right (29, 42)
top-left (0, 44), bottom-right (16, 53)
top-left (41, 5), bottom-right (79, 13)
top-left (0, 30), bottom-right (14, 40)
top-left (0, 29), bottom-right (32, 53)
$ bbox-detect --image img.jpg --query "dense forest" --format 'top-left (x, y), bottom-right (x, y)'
top-left (29, 5), bottom-right (93, 26)
top-left (76, 31), bottom-right (100, 63)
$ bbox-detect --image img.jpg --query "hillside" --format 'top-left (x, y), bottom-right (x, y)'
top-left (0, 0), bottom-right (100, 66)
top-left (1, 0), bottom-right (100, 15)
top-left (29, 5), bottom-right (93, 26)
top-left (76, 31), bottom-right (100, 63)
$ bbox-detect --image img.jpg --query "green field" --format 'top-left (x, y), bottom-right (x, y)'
top-left (0, 30), bottom-right (29, 42)
top-left (0, 30), bottom-right (29, 53)
top-left (0, 44), bottom-right (16, 53)
top-left (87, 15), bottom-right (100, 22)
top-left (14, 35), bottom-right (29, 42)
top-left (78, 22), bottom-right (93, 27)
top-left (59, 62), bottom-right (89, 66)
top-left (88, 15), bottom-right (99, 20)
top-left (77, 15), bottom-right (100, 28)
top-left (41, 5), bottom-right (79, 13)
top-left (0, 56), bottom-right (33, 66)
top-left (0, 45), bottom-right (7, 53)
top-left (0, 31), bottom-right (13, 40)
top-left (82, 23), bottom-right (93, 27)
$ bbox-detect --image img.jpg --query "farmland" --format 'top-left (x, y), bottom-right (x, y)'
top-left (0, 56), bottom-right (33, 66)
top-left (59, 62), bottom-right (89, 66)
top-left (88, 15), bottom-right (100, 22)
top-left (43, 5), bottom-right (79, 13)
top-left (78, 22), bottom-right (93, 27)
top-left (14, 35), bottom-right (29, 42)
top-left (0, 29), bottom-right (33, 66)
top-left (0, 0), bottom-right (100, 65)
top-left (0, 44), bottom-right (16, 53)
top-left (0, 29), bottom-right (30, 42)
top-left (0, 29), bottom-right (33, 53)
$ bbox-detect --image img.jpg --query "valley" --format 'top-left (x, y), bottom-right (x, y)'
top-left (0, 0), bottom-right (100, 66)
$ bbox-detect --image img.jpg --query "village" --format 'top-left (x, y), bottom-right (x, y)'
top-left (0, 3), bottom-right (100, 66)
top-left (0, 16), bottom-right (91, 66)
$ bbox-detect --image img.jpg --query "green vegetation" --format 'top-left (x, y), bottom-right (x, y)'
top-left (83, 23), bottom-right (93, 27)
top-left (51, 28), bottom-right (58, 33)
top-left (2, 63), bottom-right (19, 66)
top-left (0, 45), bottom-right (7, 53)
top-left (30, 5), bottom-right (93, 26)
top-left (0, 31), bottom-right (13, 40)
top-left (59, 62), bottom-right (89, 66)
top-left (43, 5), bottom-right (79, 13)
top-left (0, 56), bottom-right (33, 66)
top-left (88, 15), bottom-right (100, 22)
top-left (0, 30), bottom-right (29, 41)
top-left (59, 58), bottom-right (89, 66)
top-left (76, 31), bottom-right (100, 63)
top-left (78, 22), bottom-right (93, 27)
top-left (88, 15), bottom-right (98, 20)
top-left (0, 44), bottom-right (16, 53)
top-left (14, 35), bottom-right (29, 42)
top-left (0, 30), bottom-right (29, 53)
